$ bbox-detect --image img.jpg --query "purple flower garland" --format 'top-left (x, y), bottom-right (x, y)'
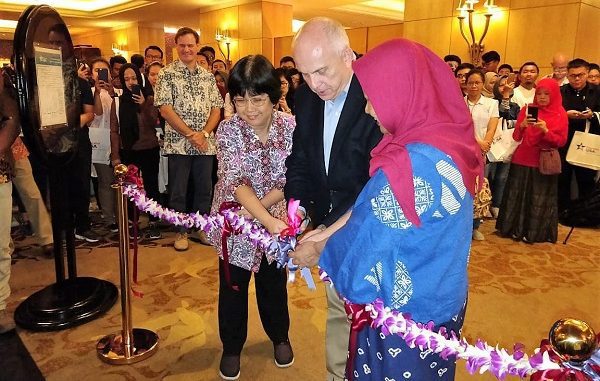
top-left (124, 182), bottom-right (589, 380)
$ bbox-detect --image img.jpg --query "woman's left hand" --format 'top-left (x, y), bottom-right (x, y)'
top-left (132, 92), bottom-right (145, 105)
top-left (533, 119), bottom-right (548, 133)
top-left (265, 217), bottom-right (288, 235)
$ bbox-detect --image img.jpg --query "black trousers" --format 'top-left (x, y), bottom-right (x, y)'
top-left (558, 156), bottom-right (597, 212)
top-left (218, 256), bottom-right (290, 355)
top-left (121, 146), bottom-right (160, 221)
top-left (72, 136), bottom-right (92, 233)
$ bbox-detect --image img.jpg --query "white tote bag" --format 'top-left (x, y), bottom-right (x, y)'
top-left (566, 113), bottom-right (600, 171)
top-left (89, 127), bottom-right (111, 164)
top-left (487, 118), bottom-right (521, 163)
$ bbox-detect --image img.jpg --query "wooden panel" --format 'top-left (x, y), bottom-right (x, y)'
top-left (574, 3), bottom-right (600, 62)
top-left (404, 0), bottom-right (455, 22)
top-left (366, 23), bottom-right (403, 51)
top-left (137, 25), bottom-right (166, 57)
top-left (449, 9), bottom-right (509, 64)
top-left (239, 2), bottom-right (263, 39)
top-left (238, 38), bottom-right (264, 59)
top-left (261, 2), bottom-right (293, 38)
top-left (346, 27), bottom-right (367, 55)
top-left (262, 38), bottom-right (274, 63)
top-left (72, 24), bottom-right (139, 60)
top-left (403, 17), bottom-right (453, 58)
top-left (510, 0), bottom-right (580, 9)
top-left (198, 6), bottom-right (239, 45)
top-left (505, 4), bottom-right (579, 69)
top-left (582, 0), bottom-right (600, 8)
top-left (274, 35), bottom-right (294, 66)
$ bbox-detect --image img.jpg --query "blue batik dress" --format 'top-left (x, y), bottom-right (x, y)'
top-left (319, 143), bottom-right (473, 380)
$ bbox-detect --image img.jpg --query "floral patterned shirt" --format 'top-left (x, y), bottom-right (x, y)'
top-left (11, 136), bottom-right (29, 161)
top-left (208, 111), bottom-right (295, 272)
top-left (154, 60), bottom-right (223, 156)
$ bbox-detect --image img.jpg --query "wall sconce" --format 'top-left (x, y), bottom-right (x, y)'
top-left (111, 43), bottom-right (126, 56)
top-left (215, 28), bottom-right (232, 67)
top-left (456, 0), bottom-right (497, 67)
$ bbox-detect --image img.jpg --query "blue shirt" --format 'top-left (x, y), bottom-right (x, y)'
top-left (319, 143), bottom-right (473, 323)
top-left (323, 79), bottom-right (351, 174)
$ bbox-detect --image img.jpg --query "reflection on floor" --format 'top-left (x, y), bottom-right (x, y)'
top-left (7, 214), bottom-right (600, 381)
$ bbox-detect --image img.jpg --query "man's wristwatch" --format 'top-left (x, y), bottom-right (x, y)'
top-left (201, 130), bottom-right (210, 139)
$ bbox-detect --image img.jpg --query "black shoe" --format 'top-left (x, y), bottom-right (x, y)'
top-left (75, 230), bottom-right (101, 243)
top-left (219, 354), bottom-right (240, 380)
top-left (274, 341), bottom-right (294, 368)
top-left (129, 226), bottom-right (140, 240)
top-left (20, 221), bottom-right (33, 236)
top-left (145, 223), bottom-right (161, 240)
top-left (108, 223), bottom-right (119, 233)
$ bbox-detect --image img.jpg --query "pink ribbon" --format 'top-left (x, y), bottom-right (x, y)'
top-left (280, 198), bottom-right (301, 238)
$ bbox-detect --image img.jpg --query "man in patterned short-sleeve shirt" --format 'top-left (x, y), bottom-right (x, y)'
top-left (154, 27), bottom-right (223, 251)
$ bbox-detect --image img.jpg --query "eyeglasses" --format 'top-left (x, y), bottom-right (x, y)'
top-left (145, 54), bottom-right (162, 61)
top-left (456, 74), bottom-right (467, 79)
top-left (587, 74), bottom-right (599, 80)
top-left (568, 73), bottom-right (587, 80)
top-left (553, 67), bottom-right (567, 73)
top-left (233, 95), bottom-right (270, 108)
top-left (467, 81), bottom-right (483, 86)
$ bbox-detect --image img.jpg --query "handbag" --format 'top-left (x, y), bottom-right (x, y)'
top-left (539, 148), bottom-right (561, 175)
top-left (473, 177), bottom-right (492, 219)
top-left (566, 113), bottom-right (600, 171)
top-left (487, 117), bottom-right (520, 163)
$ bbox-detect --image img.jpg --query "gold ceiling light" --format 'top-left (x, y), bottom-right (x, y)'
top-left (0, 0), bottom-right (155, 18)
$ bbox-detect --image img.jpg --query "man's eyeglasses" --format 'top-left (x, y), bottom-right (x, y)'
top-left (568, 73), bottom-right (587, 80)
top-left (467, 81), bottom-right (483, 86)
top-left (233, 95), bottom-right (270, 108)
top-left (145, 54), bottom-right (162, 61)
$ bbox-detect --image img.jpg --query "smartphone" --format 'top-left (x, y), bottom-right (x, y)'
top-left (527, 105), bottom-right (539, 121)
top-left (97, 68), bottom-right (108, 83)
top-left (507, 72), bottom-right (516, 84)
top-left (131, 84), bottom-right (141, 96)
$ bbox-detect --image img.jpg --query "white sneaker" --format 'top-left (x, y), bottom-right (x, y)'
top-left (174, 232), bottom-right (189, 251)
top-left (472, 229), bottom-right (485, 241)
top-left (491, 207), bottom-right (500, 219)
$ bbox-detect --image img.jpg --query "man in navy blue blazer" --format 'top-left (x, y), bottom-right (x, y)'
top-left (285, 17), bottom-right (382, 381)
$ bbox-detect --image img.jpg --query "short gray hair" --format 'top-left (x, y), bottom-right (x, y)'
top-left (293, 17), bottom-right (350, 56)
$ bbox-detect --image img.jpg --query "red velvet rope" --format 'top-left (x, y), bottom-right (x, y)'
top-left (219, 201), bottom-right (242, 291)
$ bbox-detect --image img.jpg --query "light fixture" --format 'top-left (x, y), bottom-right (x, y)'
top-left (111, 43), bottom-right (126, 56)
top-left (215, 28), bottom-right (231, 67)
top-left (456, 0), bottom-right (497, 66)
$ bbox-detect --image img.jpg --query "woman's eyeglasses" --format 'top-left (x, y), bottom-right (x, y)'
top-left (233, 95), bottom-right (269, 108)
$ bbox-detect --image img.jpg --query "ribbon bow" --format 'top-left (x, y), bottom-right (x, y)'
top-left (531, 339), bottom-right (600, 381)
top-left (272, 199), bottom-right (316, 290)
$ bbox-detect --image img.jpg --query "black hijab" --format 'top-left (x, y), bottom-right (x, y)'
top-left (118, 63), bottom-right (152, 150)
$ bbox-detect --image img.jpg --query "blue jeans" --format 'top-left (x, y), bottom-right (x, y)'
top-left (486, 162), bottom-right (510, 208)
top-left (168, 154), bottom-right (214, 232)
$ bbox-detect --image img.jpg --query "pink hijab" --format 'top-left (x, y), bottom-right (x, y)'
top-left (353, 39), bottom-right (482, 226)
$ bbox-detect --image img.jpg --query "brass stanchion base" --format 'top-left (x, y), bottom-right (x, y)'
top-left (96, 328), bottom-right (159, 365)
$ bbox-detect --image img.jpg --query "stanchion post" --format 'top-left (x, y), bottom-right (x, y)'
top-left (96, 164), bottom-right (159, 364)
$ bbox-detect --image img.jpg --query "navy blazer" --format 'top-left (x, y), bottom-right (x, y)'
top-left (285, 74), bottom-right (382, 227)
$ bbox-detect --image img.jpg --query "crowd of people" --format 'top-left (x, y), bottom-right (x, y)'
top-left (1, 14), bottom-right (599, 381)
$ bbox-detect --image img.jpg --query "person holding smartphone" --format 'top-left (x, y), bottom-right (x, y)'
top-left (110, 63), bottom-right (161, 239)
top-left (90, 58), bottom-right (120, 232)
top-left (496, 78), bottom-right (568, 243)
top-left (559, 58), bottom-right (600, 212)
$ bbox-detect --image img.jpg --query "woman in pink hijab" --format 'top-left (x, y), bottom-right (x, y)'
top-left (295, 39), bottom-right (482, 380)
